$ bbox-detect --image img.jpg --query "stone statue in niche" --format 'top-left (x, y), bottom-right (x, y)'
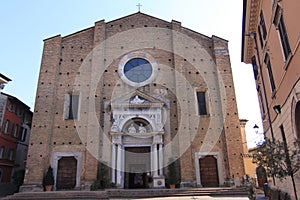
top-left (154, 88), bottom-right (167, 97)
top-left (138, 124), bottom-right (147, 133)
top-left (128, 124), bottom-right (137, 133)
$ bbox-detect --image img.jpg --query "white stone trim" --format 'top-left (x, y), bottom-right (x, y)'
top-left (119, 115), bottom-right (155, 132)
top-left (118, 51), bottom-right (158, 87)
top-left (194, 151), bottom-right (224, 187)
top-left (52, 152), bottom-right (82, 190)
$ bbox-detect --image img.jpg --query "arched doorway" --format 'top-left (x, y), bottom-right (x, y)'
top-left (199, 155), bottom-right (219, 187)
top-left (56, 156), bottom-right (77, 190)
top-left (122, 118), bottom-right (152, 189)
top-left (256, 165), bottom-right (267, 188)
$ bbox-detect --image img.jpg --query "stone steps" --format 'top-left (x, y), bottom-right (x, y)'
top-left (1, 191), bottom-right (108, 200)
top-left (2, 187), bottom-right (248, 200)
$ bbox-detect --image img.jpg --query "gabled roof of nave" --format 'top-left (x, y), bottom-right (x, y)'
top-left (106, 12), bottom-right (170, 26)
top-left (59, 11), bottom-right (227, 42)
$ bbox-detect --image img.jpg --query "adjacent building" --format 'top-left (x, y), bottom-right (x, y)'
top-left (242, 0), bottom-right (300, 198)
top-left (0, 74), bottom-right (11, 92)
top-left (23, 12), bottom-right (246, 191)
top-left (0, 93), bottom-right (32, 182)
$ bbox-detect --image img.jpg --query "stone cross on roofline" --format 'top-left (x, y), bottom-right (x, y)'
top-left (136, 3), bottom-right (142, 12)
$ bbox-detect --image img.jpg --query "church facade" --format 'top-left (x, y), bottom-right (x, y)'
top-left (22, 13), bottom-right (245, 191)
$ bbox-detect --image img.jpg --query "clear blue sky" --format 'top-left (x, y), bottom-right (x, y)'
top-left (0, 0), bottom-right (263, 147)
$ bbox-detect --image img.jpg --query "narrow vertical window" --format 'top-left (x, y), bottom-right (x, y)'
top-left (0, 147), bottom-right (4, 159)
top-left (257, 86), bottom-right (265, 115)
top-left (258, 25), bottom-right (264, 48)
top-left (13, 124), bottom-right (18, 137)
top-left (264, 54), bottom-right (276, 94)
top-left (273, 5), bottom-right (291, 61)
top-left (4, 147), bottom-right (9, 159)
top-left (280, 125), bottom-right (287, 143)
top-left (67, 94), bottom-right (79, 119)
top-left (2, 119), bottom-right (9, 134)
top-left (8, 149), bottom-right (14, 161)
top-left (260, 12), bottom-right (267, 40)
top-left (197, 91), bottom-right (207, 115)
top-left (251, 56), bottom-right (258, 80)
top-left (19, 127), bottom-right (27, 142)
top-left (278, 15), bottom-right (291, 60)
top-left (258, 11), bottom-right (267, 48)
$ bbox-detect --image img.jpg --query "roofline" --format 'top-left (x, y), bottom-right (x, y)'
top-left (1, 92), bottom-right (32, 112)
top-left (63, 26), bottom-right (95, 40)
top-left (212, 35), bottom-right (229, 43)
top-left (107, 12), bottom-right (169, 25)
top-left (0, 73), bottom-right (12, 82)
top-left (241, 0), bottom-right (247, 62)
top-left (43, 34), bottom-right (61, 42)
top-left (46, 12), bottom-right (219, 42)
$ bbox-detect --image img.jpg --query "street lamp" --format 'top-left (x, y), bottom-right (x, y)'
top-left (253, 124), bottom-right (259, 133)
top-left (253, 124), bottom-right (265, 145)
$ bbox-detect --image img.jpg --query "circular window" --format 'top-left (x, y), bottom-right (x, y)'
top-left (118, 52), bottom-right (158, 87)
top-left (124, 58), bottom-right (152, 83)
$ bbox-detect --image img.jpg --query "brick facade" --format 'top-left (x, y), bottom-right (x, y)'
top-left (23, 12), bottom-right (245, 190)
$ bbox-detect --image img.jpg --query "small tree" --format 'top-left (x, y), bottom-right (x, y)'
top-left (253, 138), bottom-right (300, 200)
top-left (43, 166), bottom-right (54, 187)
top-left (99, 162), bottom-right (111, 189)
top-left (92, 162), bottom-right (114, 190)
top-left (167, 158), bottom-right (179, 188)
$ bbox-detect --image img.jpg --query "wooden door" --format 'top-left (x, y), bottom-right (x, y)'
top-left (56, 156), bottom-right (77, 190)
top-left (124, 147), bottom-right (150, 189)
top-left (199, 155), bottom-right (219, 187)
top-left (256, 165), bottom-right (267, 188)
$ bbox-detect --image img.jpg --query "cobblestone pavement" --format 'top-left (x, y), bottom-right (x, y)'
top-left (111, 196), bottom-right (249, 200)
top-left (112, 194), bottom-right (267, 200)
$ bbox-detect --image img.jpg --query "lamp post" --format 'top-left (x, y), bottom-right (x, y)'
top-left (253, 124), bottom-right (265, 145)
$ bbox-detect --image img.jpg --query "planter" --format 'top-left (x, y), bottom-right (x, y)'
top-left (169, 184), bottom-right (175, 189)
top-left (43, 166), bottom-right (54, 192)
top-left (45, 185), bottom-right (53, 191)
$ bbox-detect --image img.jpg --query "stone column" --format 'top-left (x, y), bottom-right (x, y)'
top-left (116, 144), bottom-right (122, 186)
top-left (111, 144), bottom-right (116, 183)
top-left (158, 144), bottom-right (163, 176)
top-left (153, 144), bottom-right (158, 177)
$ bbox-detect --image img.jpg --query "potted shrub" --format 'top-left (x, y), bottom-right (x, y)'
top-left (43, 166), bottom-right (54, 191)
top-left (167, 159), bottom-right (178, 189)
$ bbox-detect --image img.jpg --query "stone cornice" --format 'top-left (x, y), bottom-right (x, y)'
top-left (113, 103), bottom-right (164, 108)
top-left (242, 0), bottom-right (261, 63)
top-left (110, 131), bottom-right (164, 136)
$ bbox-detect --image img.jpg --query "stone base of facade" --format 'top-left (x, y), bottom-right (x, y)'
top-left (19, 184), bottom-right (44, 192)
top-left (224, 178), bottom-right (235, 187)
top-left (180, 180), bottom-right (196, 188)
top-left (79, 182), bottom-right (92, 191)
top-left (152, 176), bottom-right (165, 188)
top-left (233, 178), bottom-right (241, 187)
